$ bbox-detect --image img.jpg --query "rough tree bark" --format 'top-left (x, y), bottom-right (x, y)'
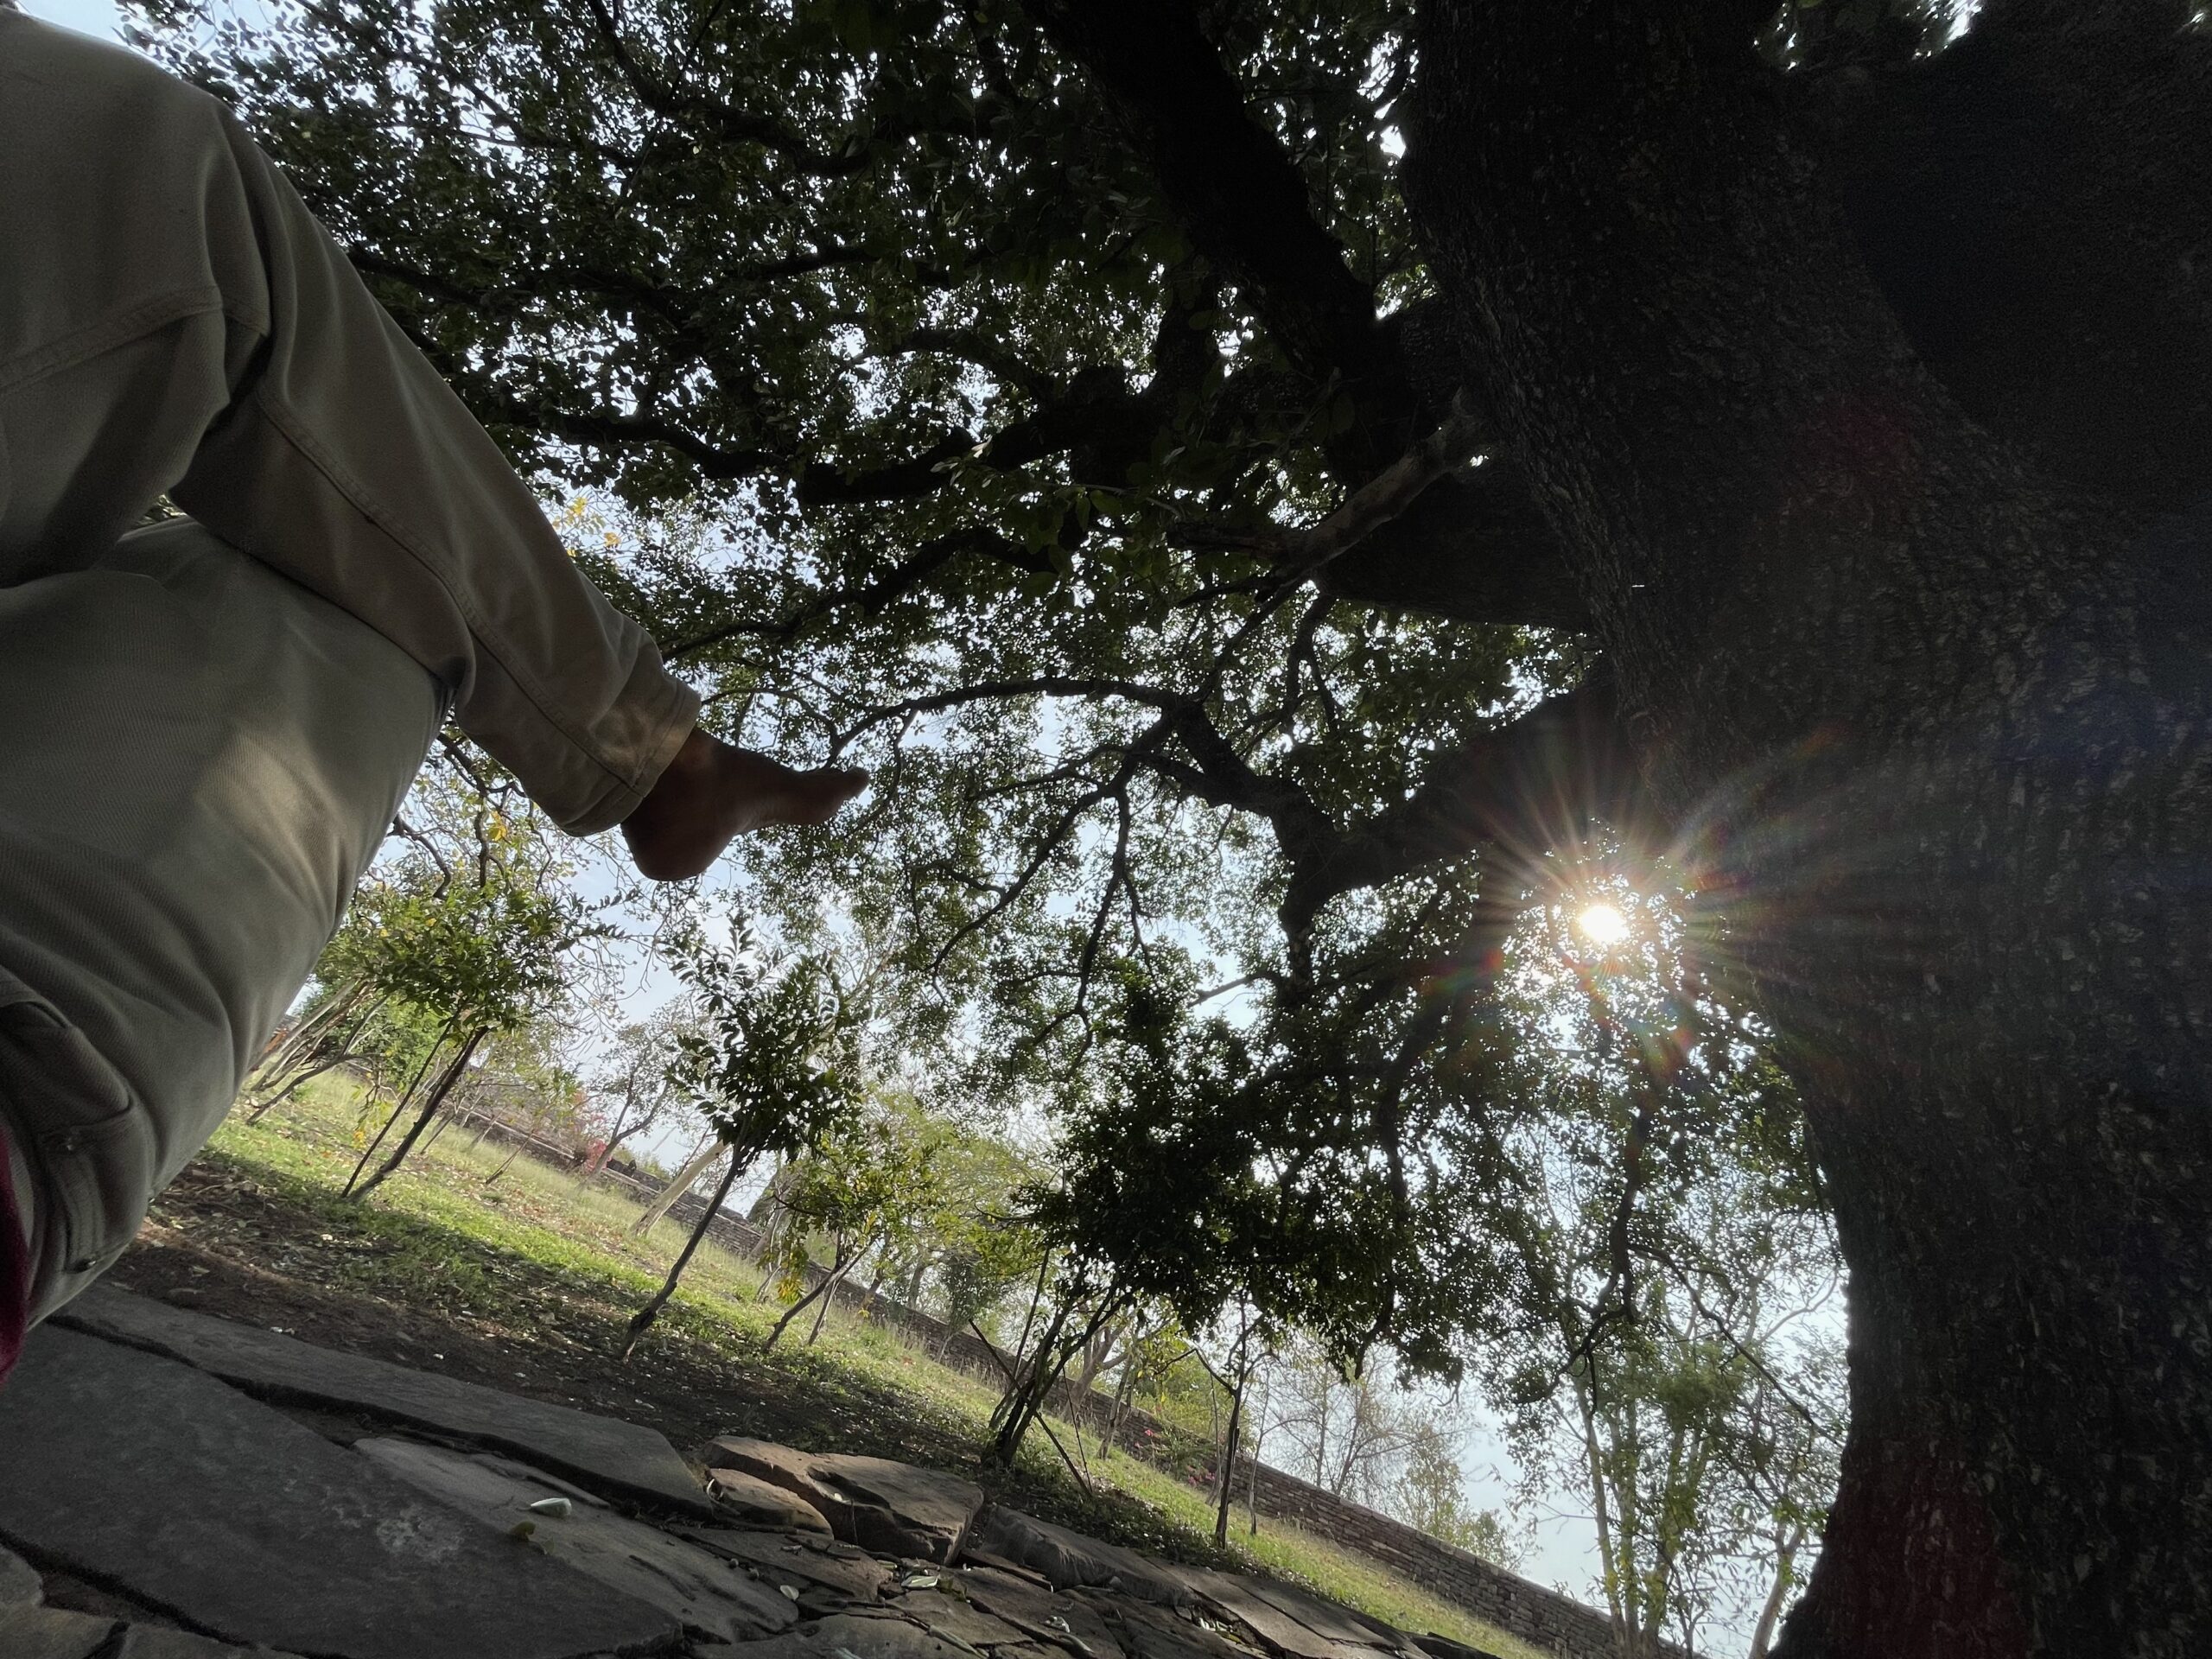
top-left (1404, 3), bottom-right (2212, 1655)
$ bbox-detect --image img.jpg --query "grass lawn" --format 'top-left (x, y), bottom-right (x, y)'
top-left (109, 1077), bottom-right (1545, 1659)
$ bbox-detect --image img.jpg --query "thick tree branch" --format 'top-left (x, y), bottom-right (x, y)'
top-left (795, 378), bottom-right (1159, 505)
top-left (1280, 671), bottom-right (1643, 938)
top-left (578, 0), bottom-right (877, 177)
top-left (1024, 0), bottom-right (1581, 630)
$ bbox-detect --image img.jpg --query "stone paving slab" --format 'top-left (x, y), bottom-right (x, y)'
top-left (879, 1580), bottom-right (1032, 1650)
top-left (708, 1466), bottom-right (836, 1535)
top-left (1171, 1571), bottom-right (1402, 1659)
top-left (357, 1436), bottom-right (800, 1643)
top-left (57, 1285), bottom-right (712, 1518)
top-left (1221, 1579), bottom-right (1409, 1656)
top-left (0, 1541), bottom-right (41, 1608)
top-left (959, 1563), bottom-right (1128, 1659)
top-left (724, 1610), bottom-right (988, 1659)
top-left (675, 1525), bottom-right (896, 1604)
top-left (0, 1605), bottom-right (121, 1659)
top-left (1090, 1595), bottom-right (1263, 1659)
top-left (704, 1440), bottom-right (984, 1564)
top-left (0, 1328), bottom-right (681, 1659)
top-left (969, 1510), bottom-right (1192, 1610)
top-left (112, 1625), bottom-right (277, 1657)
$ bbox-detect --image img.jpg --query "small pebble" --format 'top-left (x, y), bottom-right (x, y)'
top-left (526, 1497), bottom-right (573, 1518)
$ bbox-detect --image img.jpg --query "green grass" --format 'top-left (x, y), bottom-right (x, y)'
top-left (178, 1078), bottom-right (1544, 1659)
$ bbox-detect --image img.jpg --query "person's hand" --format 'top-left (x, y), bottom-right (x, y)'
top-left (620, 729), bottom-right (868, 881)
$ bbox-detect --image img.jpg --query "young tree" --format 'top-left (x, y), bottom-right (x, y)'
top-left (760, 1094), bottom-right (944, 1348)
top-left (583, 1006), bottom-right (691, 1173)
top-left (1267, 1337), bottom-right (1424, 1510)
top-left (1474, 892), bottom-right (1845, 1657)
top-left (341, 790), bottom-right (589, 1198)
top-left (620, 918), bottom-right (862, 1357)
top-left (1393, 1420), bottom-right (1523, 1571)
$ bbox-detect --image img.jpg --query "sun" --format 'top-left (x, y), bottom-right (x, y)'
top-left (1577, 902), bottom-right (1630, 946)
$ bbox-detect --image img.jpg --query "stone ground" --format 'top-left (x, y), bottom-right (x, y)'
top-left (0, 1287), bottom-right (1511, 1659)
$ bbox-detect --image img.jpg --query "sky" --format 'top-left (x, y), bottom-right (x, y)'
top-left (21, 0), bottom-right (128, 39)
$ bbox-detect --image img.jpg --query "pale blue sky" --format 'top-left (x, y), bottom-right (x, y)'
top-left (21, 0), bottom-right (129, 40)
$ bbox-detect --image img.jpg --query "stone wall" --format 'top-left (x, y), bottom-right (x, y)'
top-left (442, 1109), bottom-right (1681, 1659)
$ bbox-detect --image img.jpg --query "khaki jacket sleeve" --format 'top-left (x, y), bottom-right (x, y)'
top-left (0, 16), bottom-right (698, 834)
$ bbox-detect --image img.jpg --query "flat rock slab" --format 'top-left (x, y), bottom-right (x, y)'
top-left (357, 1437), bottom-right (799, 1643)
top-left (1091, 1596), bottom-right (1263, 1659)
top-left (1221, 1580), bottom-right (1408, 1656)
top-left (1173, 1572), bottom-right (1406, 1659)
top-left (57, 1285), bottom-right (712, 1518)
top-left (0, 1605), bottom-right (122, 1659)
top-left (705, 1439), bottom-right (983, 1564)
top-left (0, 1541), bottom-right (41, 1607)
top-left (709, 1466), bottom-right (836, 1535)
top-left (880, 1582), bottom-right (1031, 1650)
top-left (726, 1611), bottom-right (988, 1659)
top-left (677, 1526), bottom-right (894, 1604)
top-left (0, 1328), bottom-right (679, 1659)
top-left (113, 1625), bottom-right (285, 1657)
top-left (960, 1564), bottom-right (1127, 1659)
top-left (969, 1510), bottom-right (1192, 1610)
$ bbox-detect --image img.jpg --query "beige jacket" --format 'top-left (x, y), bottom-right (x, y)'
top-left (0, 12), bottom-right (699, 1322)
top-left (0, 11), bottom-right (700, 835)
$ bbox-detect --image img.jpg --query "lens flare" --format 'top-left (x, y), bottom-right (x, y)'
top-left (1577, 902), bottom-right (1630, 946)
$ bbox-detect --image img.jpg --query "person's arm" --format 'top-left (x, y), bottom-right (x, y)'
top-left (1, 18), bottom-right (863, 866)
top-left (169, 99), bottom-right (698, 836)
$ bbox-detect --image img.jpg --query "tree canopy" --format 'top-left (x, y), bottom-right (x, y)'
top-left (137, 1), bottom-right (2212, 1651)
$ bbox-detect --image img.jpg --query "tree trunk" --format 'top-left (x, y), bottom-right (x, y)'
top-left (806, 1250), bottom-right (858, 1345)
top-left (1749, 1525), bottom-right (1808, 1659)
top-left (249, 980), bottom-right (361, 1087)
top-left (348, 1025), bottom-right (487, 1199)
top-left (766, 1251), bottom-right (849, 1350)
top-left (630, 1138), bottom-right (725, 1236)
top-left (1214, 1365), bottom-right (1247, 1549)
top-left (1106, 1351), bottom-right (1138, 1457)
top-left (341, 1014), bottom-right (457, 1192)
top-left (622, 1148), bottom-right (746, 1359)
top-left (1406, 6), bottom-right (2212, 1654)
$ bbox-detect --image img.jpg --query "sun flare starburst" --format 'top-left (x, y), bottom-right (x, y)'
top-left (1577, 902), bottom-right (1630, 946)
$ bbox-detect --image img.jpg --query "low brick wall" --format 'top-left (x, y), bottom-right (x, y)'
top-left (445, 1110), bottom-right (1681, 1659)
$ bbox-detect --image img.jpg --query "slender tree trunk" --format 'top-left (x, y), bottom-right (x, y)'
top-left (342, 1015), bottom-right (458, 1193)
top-left (622, 1148), bottom-right (746, 1359)
top-left (630, 1137), bottom-right (724, 1236)
top-left (1214, 1365), bottom-right (1248, 1548)
top-left (766, 1255), bottom-right (847, 1351)
top-left (1247, 1404), bottom-right (1262, 1537)
top-left (805, 1249), bottom-right (859, 1345)
top-left (990, 1297), bottom-right (1074, 1467)
top-left (1106, 1351), bottom-right (1138, 1456)
top-left (1749, 1526), bottom-right (1808, 1659)
top-left (246, 981), bottom-right (367, 1109)
top-left (349, 1024), bottom-right (487, 1199)
top-left (1407, 7), bottom-right (2212, 1651)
